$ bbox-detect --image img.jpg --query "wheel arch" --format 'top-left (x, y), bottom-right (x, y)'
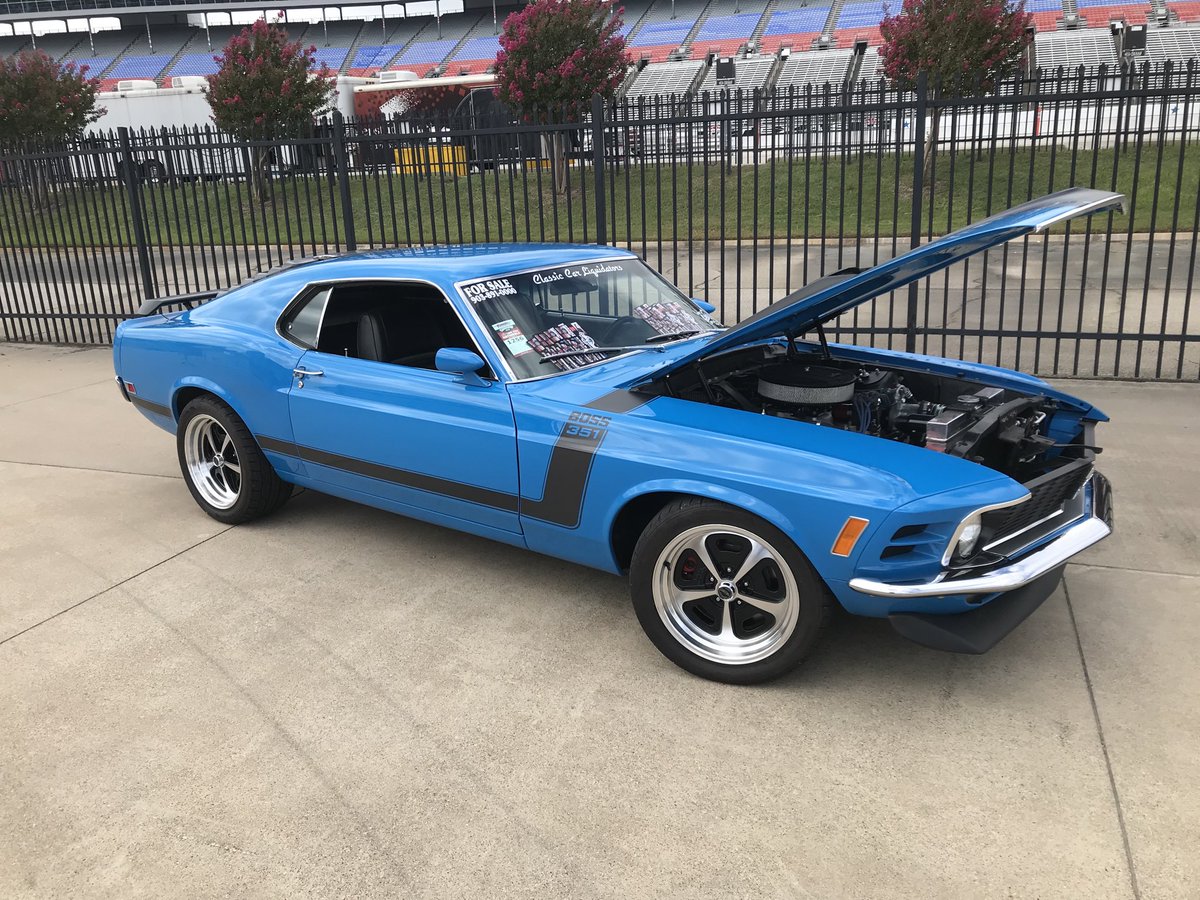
top-left (607, 481), bottom-right (802, 574)
top-left (171, 377), bottom-right (250, 426)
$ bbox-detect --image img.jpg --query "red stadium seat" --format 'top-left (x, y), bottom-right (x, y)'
top-left (635, 44), bottom-right (681, 63)
top-left (690, 39), bottom-right (748, 59)
top-left (758, 32), bottom-right (820, 54)
top-left (1169, 1), bottom-right (1200, 20)
top-left (835, 27), bottom-right (882, 48)
top-left (1081, 4), bottom-right (1151, 24)
top-left (448, 59), bottom-right (494, 75)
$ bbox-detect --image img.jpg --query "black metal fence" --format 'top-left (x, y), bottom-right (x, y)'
top-left (1, 62), bottom-right (1198, 380)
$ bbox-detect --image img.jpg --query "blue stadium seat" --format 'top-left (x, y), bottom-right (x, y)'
top-left (353, 44), bottom-right (406, 69)
top-left (632, 20), bottom-right (695, 47)
top-left (764, 8), bottom-right (830, 36)
top-left (62, 55), bottom-right (114, 77)
top-left (397, 38), bottom-right (457, 65)
top-left (836, 2), bottom-right (887, 28)
top-left (694, 13), bottom-right (761, 42)
top-left (170, 53), bottom-right (219, 77)
top-left (454, 36), bottom-right (501, 60)
top-left (108, 54), bottom-right (173, 81)
top-left (311, 47), bottom-right (349, 69)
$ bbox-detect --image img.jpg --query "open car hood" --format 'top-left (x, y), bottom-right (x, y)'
top-left (654, 188), bottom-right (1125, 376)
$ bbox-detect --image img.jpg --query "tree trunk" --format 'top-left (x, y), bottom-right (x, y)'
top-left (247, 143), bottom-right (272, 204)
top-left (552, 132), bottom-right (567, 196)
top-left (923, 106), bottom-right (941, 181)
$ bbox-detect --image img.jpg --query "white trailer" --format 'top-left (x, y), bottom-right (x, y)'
top-left (83, 75), bottom-right (374, 181)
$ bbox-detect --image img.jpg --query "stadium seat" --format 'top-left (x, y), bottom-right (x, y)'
top-left (1169, 0), bottom-right (1200, 21)
top-left (107, 54), bottom-right (173, 81)
top-left (170, 53), bottom-right (219, 78)
top-left (759, 6), bottom-right (829, 54)
top-left (632, 20), bottom-right (695, 47)
top-left (1076, 0), bottom-right (1152, 23)
top-left (394, 37), bottom-right (458, 75)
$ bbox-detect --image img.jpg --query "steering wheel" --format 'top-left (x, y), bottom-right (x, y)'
top-left (606, 315), bottom-right (649, 345)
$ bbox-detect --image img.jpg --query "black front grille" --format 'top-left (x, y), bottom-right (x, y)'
top-left (983, 458), bottom-right (1092, 540)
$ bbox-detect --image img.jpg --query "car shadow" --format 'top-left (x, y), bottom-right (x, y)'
top-left (265, 488), bottom-right (1052, 695)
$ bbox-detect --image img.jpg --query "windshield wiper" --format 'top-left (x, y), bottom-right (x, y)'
top-left (538, 345), bottom-right (651, 364)
top-left (643, 329), bottom-right (704, 344)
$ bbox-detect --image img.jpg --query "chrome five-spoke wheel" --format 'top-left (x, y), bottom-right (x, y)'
top-left (183, 412), bottom-right (242, 509)
top-left (630, 498), bottom-right (832, 683)
top-left (653, 524), bottom-right (799, 666)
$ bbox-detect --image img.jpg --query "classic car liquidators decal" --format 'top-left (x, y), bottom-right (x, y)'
top-left (253, 390), bottom-right (654, 525)
top-left (461, 263), bottom-right (698, 372)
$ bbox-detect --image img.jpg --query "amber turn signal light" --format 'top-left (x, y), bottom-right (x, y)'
top-left (831, 517), bottom-right (870, 557)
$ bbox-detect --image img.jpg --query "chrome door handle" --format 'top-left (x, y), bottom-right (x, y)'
top-left (293, 367), bottom-right (324, 377)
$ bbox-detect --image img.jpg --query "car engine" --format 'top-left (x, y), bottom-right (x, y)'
top-left (659, 349), bottom-right (1071, 480)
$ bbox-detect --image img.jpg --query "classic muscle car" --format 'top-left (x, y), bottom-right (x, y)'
top-left (114, 188), bottom-right (1118, 683)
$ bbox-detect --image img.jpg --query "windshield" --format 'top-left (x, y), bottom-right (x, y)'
top-left (459, 257), bottom-right (716, 379)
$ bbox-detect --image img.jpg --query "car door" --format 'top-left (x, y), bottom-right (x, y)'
top-left (282, 282), bottom-right (521, 536)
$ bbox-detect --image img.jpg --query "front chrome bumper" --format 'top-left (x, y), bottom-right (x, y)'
top-left (849, 474), bottom-right (1112, 598)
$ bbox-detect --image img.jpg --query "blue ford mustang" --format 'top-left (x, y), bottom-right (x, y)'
top-left (114, 188), bottom-right (1118, 683)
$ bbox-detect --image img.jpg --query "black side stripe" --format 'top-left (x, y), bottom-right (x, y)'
top-left (131, 396), bottom-right (171, 418)
top-left (253, 389), bottom-right (652, 526)
top-left (586, 389), bottom-right (657, 414)
top-left (521, 389), bottom-right (655, 529)
top-left (255, 434), bottom-right (519, 513)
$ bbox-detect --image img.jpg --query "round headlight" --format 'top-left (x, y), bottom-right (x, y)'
top-left (955, 518), bottom-right (983, 559)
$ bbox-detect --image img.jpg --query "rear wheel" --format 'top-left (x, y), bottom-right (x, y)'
top-left (630, 498), bottom-right (833, 684)
top-left (177, 395), bottom-right (292, 524)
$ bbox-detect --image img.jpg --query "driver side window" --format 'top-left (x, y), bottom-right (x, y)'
top-left (281, 281), bottom-right (491, 376)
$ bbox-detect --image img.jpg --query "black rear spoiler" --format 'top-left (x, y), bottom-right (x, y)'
top-left (135, 290), bottom-right (219, 318)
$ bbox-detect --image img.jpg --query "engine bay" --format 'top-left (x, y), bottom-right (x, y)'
top-left (652, 344), bottom-right (1089, 482)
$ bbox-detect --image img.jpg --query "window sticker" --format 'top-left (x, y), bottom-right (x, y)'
top-left (529, 262), bottom-right (627, 286)
top-left (633, 300), bottom-right (699, 335)
top-left (462, 278), bottom-right (518, 303)
top-left (527, 322), bottom-right (605, 371)
top-left (491, 318), bottom-right (533, 357)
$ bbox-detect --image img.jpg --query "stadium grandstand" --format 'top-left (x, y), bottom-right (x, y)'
top-left (0, 0), bottom-right (1197, 102)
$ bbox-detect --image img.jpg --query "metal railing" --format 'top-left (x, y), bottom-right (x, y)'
top-left (1, 61), bottom-right (1197, 379)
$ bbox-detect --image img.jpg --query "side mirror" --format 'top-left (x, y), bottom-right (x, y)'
top-left (435, 348), bottom-right (489, 387)
top-left (691, 298), bottom-right (717, 314)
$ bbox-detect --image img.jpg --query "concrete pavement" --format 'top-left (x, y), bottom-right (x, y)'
top-left (1, 342), bottom-right (1197, 898)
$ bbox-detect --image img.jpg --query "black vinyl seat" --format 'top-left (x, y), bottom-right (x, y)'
top-left (356, 307), bottom-right (455, 370)
top-left (356, 311), bottom-right (390, 362)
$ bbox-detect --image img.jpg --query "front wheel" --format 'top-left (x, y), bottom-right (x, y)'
top-left (630, 498), bottom-right (833, 684)
top-left (177, 395), bottom-right (292, 524)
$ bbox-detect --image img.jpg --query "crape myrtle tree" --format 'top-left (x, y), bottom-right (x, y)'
top-left (207, 17), bottom-right (333, 200)
top-left (0, 50), bottom-right (103, 144)
top-left (880, 0), bottom-right (1032, 176)
top-left (0, 51), bottom-right (102, 202)
top-left (494, 0), bottom-right (629, 193)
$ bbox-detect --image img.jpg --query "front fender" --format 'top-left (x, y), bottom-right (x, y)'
top-left (603, 478), bottom-right (809, 561)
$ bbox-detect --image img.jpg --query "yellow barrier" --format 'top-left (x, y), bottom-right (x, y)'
top-left (393, 145), bottom-right (468, 176)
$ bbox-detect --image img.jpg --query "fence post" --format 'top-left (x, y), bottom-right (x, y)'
top-left (331, 111), bottom-right (358, 252)
top-left (906, 72), bottom-right (928, 354)
top-left (118, 126), bottom-right (156, 300)
top-left (591, 94), bottom-right (607, 246)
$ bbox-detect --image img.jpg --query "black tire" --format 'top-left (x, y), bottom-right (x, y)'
top-left (141, 159), bottom-right (168, 184)
top-left (176, 395), bottom-right (292, 525)
top-left (630, 497), bottom-right (833, 684)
